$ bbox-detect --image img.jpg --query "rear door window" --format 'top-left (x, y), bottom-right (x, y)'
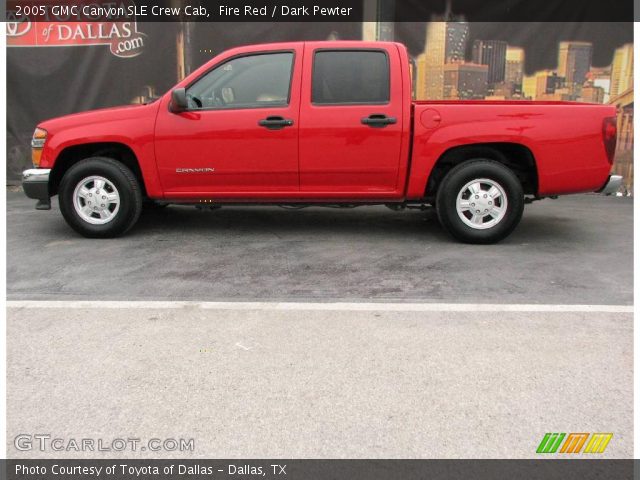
top-left (312, 50), bottom-right (390, 105)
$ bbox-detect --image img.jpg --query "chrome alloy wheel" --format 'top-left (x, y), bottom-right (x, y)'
top-left (72, 176), bottom-right (121, 225)
top-left (455, 178), bottom-right (508, 230)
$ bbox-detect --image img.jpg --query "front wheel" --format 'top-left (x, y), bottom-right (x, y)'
top-left (435, 160), bottom-right (524, 244)
top-left (58, 157), bottom-right (143, 238)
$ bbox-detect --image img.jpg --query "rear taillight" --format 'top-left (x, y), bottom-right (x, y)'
top-left (602, 116), bottom-right (617, 165)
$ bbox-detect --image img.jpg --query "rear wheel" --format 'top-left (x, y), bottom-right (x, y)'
top-left (435, 160), bottom-right (524, 244)
top-left (58, 157), bottom-right (142, 238)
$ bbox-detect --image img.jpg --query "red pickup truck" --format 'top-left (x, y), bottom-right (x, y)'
top-left (23, 41), bottom-right (621, 243)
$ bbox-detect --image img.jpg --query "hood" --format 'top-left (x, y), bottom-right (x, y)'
top-left (38, 101), bottom-right (159, 133)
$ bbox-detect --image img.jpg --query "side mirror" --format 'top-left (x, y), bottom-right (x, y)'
top-left (170, 88), bottom-right (188, 113)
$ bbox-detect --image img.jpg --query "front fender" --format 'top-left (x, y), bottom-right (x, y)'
top-left (38, 103), bottom-right (163, 197)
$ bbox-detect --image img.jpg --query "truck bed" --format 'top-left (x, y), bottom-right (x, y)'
top-left (407, 100), bottom-right (617, 198)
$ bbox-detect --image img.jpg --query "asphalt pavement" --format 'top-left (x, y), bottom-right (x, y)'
top-left (7, 191), bottom-right (633, 304)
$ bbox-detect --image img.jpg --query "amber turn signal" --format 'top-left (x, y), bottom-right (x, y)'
top-left (31, 128), bottom-right (47, 167)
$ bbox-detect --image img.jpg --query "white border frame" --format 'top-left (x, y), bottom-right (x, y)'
top-left (1, 20), bottom-right (8, 459)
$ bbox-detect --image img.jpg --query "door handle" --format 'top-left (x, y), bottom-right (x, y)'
top-left (258, 116), bottom-right (294, 130)
top-left (361, 114), bottom-right (397, 128)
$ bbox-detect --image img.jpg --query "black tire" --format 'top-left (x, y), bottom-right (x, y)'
top-left (58, 157), bottom-right (143, 238)
top-left (435, 159), bottom-right (524, 244)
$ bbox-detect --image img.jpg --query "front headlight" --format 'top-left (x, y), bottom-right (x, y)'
top-left (31, 128), bottom-right (47, 166)
top-left (31, 127), bottom-right (47, 148)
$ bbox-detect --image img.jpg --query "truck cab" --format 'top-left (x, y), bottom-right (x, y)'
top-left (155, 42), bottom-right (410, 199)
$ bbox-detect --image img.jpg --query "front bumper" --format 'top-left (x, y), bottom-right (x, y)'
top-left (22, 169), bottom-right (52, 210)
top-left (597, 175), bottom-right (623, 195)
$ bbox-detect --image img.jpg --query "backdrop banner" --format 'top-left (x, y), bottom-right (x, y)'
top-left (6, 18), bottom-right (634, 190)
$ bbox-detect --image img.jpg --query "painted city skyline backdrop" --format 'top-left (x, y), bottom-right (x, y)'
top-left (395, 22), bottom-right (633, 75)
top-left (408, 22), bottom-right (633, 103)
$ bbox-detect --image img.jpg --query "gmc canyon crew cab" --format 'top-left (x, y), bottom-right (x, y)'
top-left (23, 41), bottom-right (621, 243)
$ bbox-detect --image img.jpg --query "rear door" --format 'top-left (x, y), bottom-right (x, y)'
top-left (298, 43), bottom-right (405, 197)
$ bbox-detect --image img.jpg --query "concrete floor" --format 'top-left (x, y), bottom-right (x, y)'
top-left (6, 305), bottom-right (633, 459)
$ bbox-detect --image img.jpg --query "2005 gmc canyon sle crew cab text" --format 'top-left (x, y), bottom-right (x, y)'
top-left (23, 41), bottom-right (621, 243)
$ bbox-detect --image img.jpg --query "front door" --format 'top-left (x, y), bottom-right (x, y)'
top-left (154, 48), bottom-right (302, 197)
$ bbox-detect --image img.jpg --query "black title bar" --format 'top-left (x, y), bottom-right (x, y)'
top-left (4, 0), bottom-right (636, 22)
top-left (2, 459), bottom-right (637, 480)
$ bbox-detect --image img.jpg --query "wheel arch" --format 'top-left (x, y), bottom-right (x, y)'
top-left (425, 143), bottom-right (538, 197)
top-left (49, 142), bottom-right (145, 196)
